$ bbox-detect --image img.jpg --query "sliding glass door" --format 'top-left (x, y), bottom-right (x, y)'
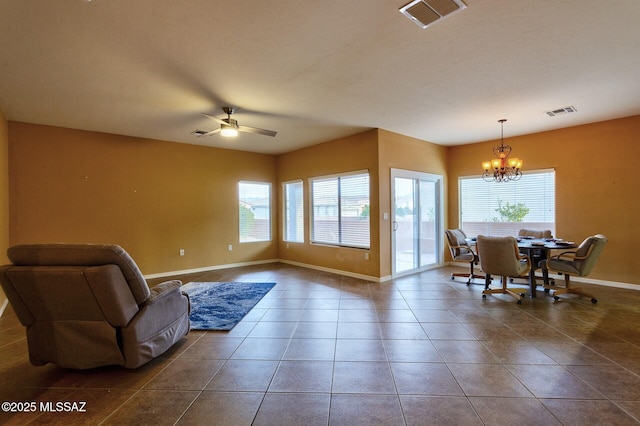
top-left (392, 169), bottom-right (442, 275)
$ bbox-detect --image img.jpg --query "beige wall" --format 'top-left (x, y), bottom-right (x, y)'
top-left (0, 109), bottom-right (8, 309)
top-left (447, 115), bottom-right (640, 285)
top-left (377, 129), bottom-right (448, 278)
top-left (8, 122), bottom-right (278, 275)
top-left (277, 130), bottom-right (380, 278)
top-left (6, 115), bottom-right (640, 286)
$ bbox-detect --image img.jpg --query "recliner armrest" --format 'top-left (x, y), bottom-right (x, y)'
top-left (143, 280), bottom-right (183, 306)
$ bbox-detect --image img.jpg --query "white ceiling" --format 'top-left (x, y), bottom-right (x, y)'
top-left (1, 0), bottom-right (639, 154)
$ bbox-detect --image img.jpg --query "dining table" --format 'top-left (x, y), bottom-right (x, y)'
top-left (516, 238), bottom-right (578, 297)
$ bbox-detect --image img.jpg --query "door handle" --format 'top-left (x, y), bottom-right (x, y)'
top-left (393, 221), bottom-right (399, 231)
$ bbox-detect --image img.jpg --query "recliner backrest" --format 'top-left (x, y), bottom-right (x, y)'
top-left (7, 244), bottom-right (150, 304)
top-left (2, 264), bottom-right (139, 327)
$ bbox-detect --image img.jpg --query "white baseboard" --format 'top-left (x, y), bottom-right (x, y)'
top-left (146, 259), bottom-right (638, 290)
top-left (143, 259), bottom-right (279, 280)
top-left (278, 259), bottom-right (383, 282)
top-left (447, 261), bottom-right (640, 291)
top-left (146, 258), bottom-right (384, 283)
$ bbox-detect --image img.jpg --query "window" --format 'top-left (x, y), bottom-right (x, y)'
top-left (459, 169), bottom-right (555, 237)
top-left (283, 180), bottom-right (304, 243)
top-left (310, 171), bottom-right (370, 248)
top-left (239, 181), bottom-right (271, 242)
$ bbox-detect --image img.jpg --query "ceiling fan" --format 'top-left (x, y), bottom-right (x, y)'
top-left (192, 107), bottom-right (277, 138)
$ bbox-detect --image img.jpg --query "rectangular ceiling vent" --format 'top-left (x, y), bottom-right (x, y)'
top-left (399, 0), bottom-right (467, 29)
top-left (546, 106), bottom-right (578, 117)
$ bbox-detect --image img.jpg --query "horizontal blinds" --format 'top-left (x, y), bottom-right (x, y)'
top-left (459, 170), bottom-right (555, 238)
top-left (311, 172), bottom-right (370, 248)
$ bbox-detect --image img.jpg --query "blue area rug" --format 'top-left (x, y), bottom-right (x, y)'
top-left (181, 281), bottom-right (276, 330)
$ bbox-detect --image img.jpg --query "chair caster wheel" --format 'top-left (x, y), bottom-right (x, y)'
top-left (520, 293), bottom-right (526, 298)
top-left (591, 298), bottom-right (598, 304)
top-left (544, 288), bottom-right (550, 293)
top-left (450, 276), bottom-right (455, 281)
top-left (517, 299), bottom-right (522, 305)
top-left (554, 296), bottom-right (560, 301)
top-left (482, 294), bottom-right (487, 300)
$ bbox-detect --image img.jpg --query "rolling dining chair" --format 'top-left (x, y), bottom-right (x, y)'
top-left (518, 229), bottom-right (553, 239)
top-left (476, 235), bottom-right (531, 304)
top-left (541, 234), bottom-right (608, 303)
top-left (512, 228), bottom-right (556, 286)
top-left (445, 229), bottom-right (484, 285)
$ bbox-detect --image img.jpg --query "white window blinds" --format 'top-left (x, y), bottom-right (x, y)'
top-left (459, 169), bottom-right (555, 238)
top-left (311, 171), bottom-right (370, 248)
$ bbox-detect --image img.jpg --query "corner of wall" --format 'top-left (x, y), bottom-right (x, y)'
top-left (0, 108), bottom-right (9, 314)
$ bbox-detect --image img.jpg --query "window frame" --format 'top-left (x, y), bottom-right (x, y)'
top-left (309, 169), bottom-right (370, 249)
top-left (458, 168), bottom-right (556, 238)
top-left (282, 179), bottom-right (304, 243)
top-left (238, 180), bottom-right (272, 243)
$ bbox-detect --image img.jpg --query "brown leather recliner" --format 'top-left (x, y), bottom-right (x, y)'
top-left (0, 244), bottom-right (190, 369)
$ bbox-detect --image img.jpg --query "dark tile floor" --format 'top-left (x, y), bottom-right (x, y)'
top-left (2, 263), bottom-right (640, 425)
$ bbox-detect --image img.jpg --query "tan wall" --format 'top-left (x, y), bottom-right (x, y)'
top-left (447, 115), bottom-right (640, 285)
top-left (8, 122), bottom-right (278, 275)
top-left (7, 116), bottom-right (638, 285)
top-left (0, 109), bottom-right (8, 308)
top-left (276, 130), bottom-right (380, 277)
top-left (377, 129), bottom-right (448, 278)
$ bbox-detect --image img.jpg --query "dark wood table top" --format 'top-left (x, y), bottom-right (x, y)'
top-left (516, 238), bottom-right (577, 250)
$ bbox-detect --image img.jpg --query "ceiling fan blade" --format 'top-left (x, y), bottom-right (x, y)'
top-left (237, 125), bottom-right (277, 137)
top-left (201, 112), bottom-right (227, 126)
top-left (191, 128), bottom-right (221, 137)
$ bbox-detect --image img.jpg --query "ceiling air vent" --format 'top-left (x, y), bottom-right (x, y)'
top-left (546, 106), bottom-right (578, 117)
top-left (399, 0), bottom-right (467, 29)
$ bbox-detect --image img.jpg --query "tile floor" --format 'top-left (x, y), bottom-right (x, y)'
top-left (2, 263), bottom-right (640, 425)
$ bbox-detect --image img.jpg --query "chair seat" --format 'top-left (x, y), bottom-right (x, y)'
top-left (546, 259), bottom-right (580, 275)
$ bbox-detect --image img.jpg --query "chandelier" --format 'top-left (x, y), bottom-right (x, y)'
top-left (482, 119), bottom-right (522, 182)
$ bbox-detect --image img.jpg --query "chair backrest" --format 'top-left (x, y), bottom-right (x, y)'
top-left (0, 244), bottom-right (149, 327)
top-left (518, 229), bottom-right (553, 239)
top-left (573, 234), bottom-right (608, 276)
top-left (0, 244), bottom-right (150, 368)
top-left (445, 229), bottom-right (473, 259)
top-left (6, 244), bottom-right (150, 303)
top-left (476, 235), bottom-right (527, 277)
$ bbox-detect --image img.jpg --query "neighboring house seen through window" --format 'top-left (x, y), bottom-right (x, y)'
top-left (239, 181), bottom-right (271, 242)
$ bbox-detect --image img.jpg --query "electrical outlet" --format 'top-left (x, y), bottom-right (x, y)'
top-left (228, 244), bottom-right (233, 251)
top-left (179, 249), bottom-right (185, 256)
top-left (364, 252), bottom-right (369, 260)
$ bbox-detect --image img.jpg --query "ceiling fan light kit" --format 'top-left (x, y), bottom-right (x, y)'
top-left (194, 107), bottom-right (277, 139)
top-left (220, 123), bottom-right (239, 137)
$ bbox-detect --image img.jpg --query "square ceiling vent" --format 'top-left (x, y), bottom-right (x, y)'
top-left (399, 0), bottom-right (467, 29)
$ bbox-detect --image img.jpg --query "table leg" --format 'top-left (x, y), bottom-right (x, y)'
top-left (529, 266), bottom-right (537, 297)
